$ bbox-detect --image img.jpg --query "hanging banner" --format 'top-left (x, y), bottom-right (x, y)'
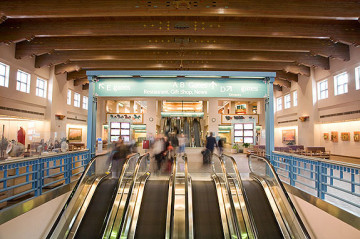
top-left (221, 114), bottom-right (259, 124)
top-left (95, 78), bottom-right (267, 98)
top-left (107, 113), bottom-right (143, 124)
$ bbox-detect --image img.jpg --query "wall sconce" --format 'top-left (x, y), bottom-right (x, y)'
top-left (299, 116), bottom-right (309, 122)
top-left (55, 114), bottom-right (66, 120)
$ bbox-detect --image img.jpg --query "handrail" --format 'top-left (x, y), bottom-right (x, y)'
top-left (221, 153), bottom-right (258, 239)
top-left (46, 152), bottom-right (108, 238)
top-left (250, 154), bottom-right (311, 239)
top-left (272, 151), bottom-right (360, 169)
top-left (184, 153), bottom-right (194, 239)
top-left (211, 153), bottom-right (242, 239)
top-left (165, 153), bottom-right (177, 239)
top-left (102, 152), bottom-right (144, 239)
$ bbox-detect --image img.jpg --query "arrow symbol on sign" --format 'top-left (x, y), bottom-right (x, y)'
top-left (99, 83), bottom-right (104, 89)
top-left (209, 81), bottom-right (217, 89)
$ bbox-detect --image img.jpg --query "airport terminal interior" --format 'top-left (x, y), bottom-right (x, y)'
top-left (0, 1), bottom-right (359, 239)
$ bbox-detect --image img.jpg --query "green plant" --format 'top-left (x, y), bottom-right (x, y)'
top-left (242, 143), bottom-right (250, 148)
top-left (232, 143), bottom-right (239, 150)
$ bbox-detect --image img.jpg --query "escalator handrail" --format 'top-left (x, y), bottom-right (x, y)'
top-left (102, 152), bottom-right (147, 238)
top-left (165, 153), bottom-right (177, 239)
top-left (221, 153), bottom-right (258, 238)
top-left (249, 154), bottom-right (311, 239)
top-left (183, 153), bottom-right (194, 239)
top-left (46, 152), bottom-right (109, 239)
top-left (211, 153), bottom-right (242, 238)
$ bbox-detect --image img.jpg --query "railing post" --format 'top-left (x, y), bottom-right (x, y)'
top-left (65, 153), bottom-right (71, 184)
top-left (36, 158), bottom-right (43, 196)
top-left (289, 156), bottom-right (295, 186)
top-left (315, 161), bottom-right (321, 198)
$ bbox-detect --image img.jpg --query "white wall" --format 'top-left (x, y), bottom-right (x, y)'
top-left (274, 46), bottom-right (360, 156)
top-left (0, 43), bottom-right (88, 146)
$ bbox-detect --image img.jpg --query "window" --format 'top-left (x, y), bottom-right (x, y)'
top-left (67, 90), bottom-right (72, 105)
top-left (83, 96), bottom-right (88, 110)
top-left (276, 97), bottom-right (282, 111)
top-left (318, 79), bottom-right (328, 100)
top-left (16, 70), bottom-right (31, 93)
top-left (334, 72), bottom-right (348, 95)
top-left (293, 91), bottom-right (298, 106)
top-left (0, 62), bottom-right (9, 87)
top-left (36, 78), bottom-right (47, 98)
top-left (284, 94), bottom-right (291, 109)
top-left (74, 92), bottom-right (80, 107)
top-left (356, 66), bottom-right (360, 90)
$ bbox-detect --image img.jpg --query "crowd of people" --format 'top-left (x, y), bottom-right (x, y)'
top-left (109, 132), bottom-right (224, 177)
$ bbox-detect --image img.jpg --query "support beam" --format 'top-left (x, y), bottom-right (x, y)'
top-left (266, 78), bottom-right (275, 156)
top-left (87, 77), bottom-right (97, 156)
top-left (1, 0), bottom-right (359, 19)
top-left (82, 83), bottom-right (89, 91)
top-left (67, 70), bottom-right (87, 81)
top-left (273, 85), bottom-right (282, 91)
top-left (35, 49), bottom-right (329, 69)
top-left (55, 60), bottom-right (310, 76)
top-left (16, 36), bottom-right (350, 60)
top-left (275, 71), bottom-right (299, 82)
top-left (2, 17), bottom-right (360, 45)
top-left (274, 78), bottom-right (291, 88)
top-left (73, 77), bottom-right (88, 86)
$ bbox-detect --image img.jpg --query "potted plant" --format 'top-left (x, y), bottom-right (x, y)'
top-left (242, 143), bottom-right (250, 154)
top-left (231, 143), bottom-right (239, 154)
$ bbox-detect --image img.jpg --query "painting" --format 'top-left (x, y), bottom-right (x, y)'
top-left (323, 133), bottom-right (329, 141)
top-left (282, 129), bottom-right (296, 145)
top-left (68, 128), bottom-right (82, 142)
top-left (341, 132), bottom-right (350, 141)
top-left (331, 131), bottom-right (338, 142)
top-left (354, 132), bottom-right (360, 142)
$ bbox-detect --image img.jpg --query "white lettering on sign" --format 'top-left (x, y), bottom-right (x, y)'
top-left (241, 86), bottom-right (258, 92)
top-left (220, 86), bottom-right (233, 92)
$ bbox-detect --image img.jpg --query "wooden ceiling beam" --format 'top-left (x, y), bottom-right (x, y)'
top-left (16, 36), bottom-right (349, 61)
top-left (35, 49), bottom-right (329, 69)
top-left (66, 69), bottom-right (298, 83)
top-left (55, 60), bottom-right (310, 76)
top-left (1, 0), bottom-right (359, 19)
top-left (274, 78), bottom-right (291, 88)
top-left (73, 77), bottom-right (89, 86)
top-left (82, 83), bottom-right (89, 91)
top-left (2, 17), bottom-right (359, 45)
top-left (273, 85), bottom-right (283, 91)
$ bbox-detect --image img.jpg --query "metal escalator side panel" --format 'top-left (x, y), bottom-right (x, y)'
top-left (251, 174), bottom-right (291, 239)
top-left (227, 178), bottom-right (256, 239)
top-left (102, 178), bottom-right (133, 239)
top-left (126, 173), bottom-right (151, 239)
top-left (173, 176), bottom-right (186, 239)
top-left (248, 155), bottom-right (311, 239)
top-left (67, 174), bottom-right (109, 239)
top-left (165, 172), bottom-right (175, 239)
top-left (213, 175), bottom-right (231, 239)
top-left (49, 175), bottom-right (98, 239)
top-left (186, 174), bottom-right (194, 239)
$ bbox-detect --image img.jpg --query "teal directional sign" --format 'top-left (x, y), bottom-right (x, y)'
top-left (95, 78), bottom-right (268, 98)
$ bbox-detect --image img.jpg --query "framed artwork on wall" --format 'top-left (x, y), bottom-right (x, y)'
top-left (68, 128), bottom-right (82, 142)
top-left (282, 129), bottom-right (296, 145)
top-left (331, 131), bottom-right (338, 142)
top-left (323, 133), bottom-right (329, 140)
top-left (354, 132), bottom-right (360, 142)
top-left (341, 132), bottom-right (350, 141)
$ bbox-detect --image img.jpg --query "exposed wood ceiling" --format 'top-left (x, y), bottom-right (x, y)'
top-left (0, 0), bottom-right (359, 90)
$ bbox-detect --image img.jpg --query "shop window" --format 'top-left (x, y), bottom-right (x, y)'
top-left (356, 66), bottom-right (360, 90)
top-left (284, 94), bottom-right (291, 109)
top-left (0, 62), bottom-right (9, 87)
top-left (334, 72), bottom-right (348, 95)
top-left (276, 97), bottom-right (282, 111)
top-left (317, 79), bottom-right (328, 100)
top-left (234, 123), bottom-right (254, 144)
top-left (16, 70), bottom-right (31, 93)
top-left (67, 89), bottom-right (72, 105)
top-left (293, 91), bottom-right (297, 106)
top-left (74, 92), bottom-right (80, 107)
top-left (83, 96), bottom-right (88, 110)
top-left (36, 78), bottom-right (47, 98)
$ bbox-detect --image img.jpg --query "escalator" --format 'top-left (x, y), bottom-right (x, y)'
top-left (192, 181), bottom-right (224, 239)
top-left (134, 180), bottom-right (169, 239)
top-left (241, 180), bottom-right (283, 239)
top-left (74, 177), bottom-right (118, 239)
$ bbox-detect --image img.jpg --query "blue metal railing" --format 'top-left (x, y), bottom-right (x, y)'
top-left (0, 150), bottom-right (90, 206)
top-left (271, 151), bottom-right (360, 216)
